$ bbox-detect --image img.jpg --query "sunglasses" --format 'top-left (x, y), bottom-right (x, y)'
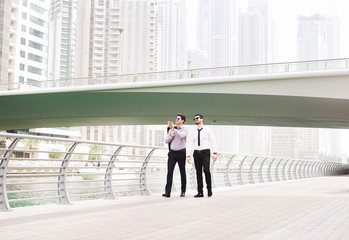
top-left (193, 117), bottom-right (201, 120)
top-left (175, 117), bottom-right (181, 120)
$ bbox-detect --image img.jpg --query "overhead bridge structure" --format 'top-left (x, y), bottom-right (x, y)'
top-left (1, 58), bottom-right (349, 130)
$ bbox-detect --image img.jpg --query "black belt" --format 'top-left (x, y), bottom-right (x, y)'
top-left (194, 149), bottom-right (210, 154)
top-left (170, 148), bottom-right (186, 152)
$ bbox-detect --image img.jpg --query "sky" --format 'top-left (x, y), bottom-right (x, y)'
top-left (186, 0), bottom-right (349, 61)
top-left (270, 0), bottom-right (349, 61)
top-left (186, 0), bottom-right (349, 156)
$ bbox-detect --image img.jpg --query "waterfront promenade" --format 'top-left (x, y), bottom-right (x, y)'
top-left (1, 176), bottom-right (349, 240)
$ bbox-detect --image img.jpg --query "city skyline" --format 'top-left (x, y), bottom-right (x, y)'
top-left (187, 0), bottom-right (349, 62)
top-left (1, 0), bottom-right (348, 162)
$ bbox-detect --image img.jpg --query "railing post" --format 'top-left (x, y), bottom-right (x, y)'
top-left (179, 70), bottom-right (184, 79)
top-left (282, 159), bottom-right (290, 181)
top-left (229, 66), bottom-right (235, 75)
top-left (267, 158), bottom-right (276, 182)
top-left (258, 157), bottom-right (268, 183)
top-left (224, 155), bottom-right (234, 186)
top-left (140, 148), bottom-right (155, 196)
top-left (58, 142), bottom-right (78, 205)
top-left (288, 160), bottom-right (295, 180)
top-left (303, 161), bottom-right (308, 178)
top-left (248, 156), bottom-right (258, 184)
top-left (293, 160), bottom-right (300, 179)
top-left (104, 146), bottom-right (122, 199)
top-left (320, 162), bottom-right (326, 176)
top-left (297, 161), bottom-right (304, 179)
top-left (316, 162), bottom-right (323, 177)
top-left (285, 62), bottom-right (289, 72)
top-left (237, 156), bottom-right (248, 185)
top-left (310, 162), bottom-right (317, 177)
top-left (274, 158), bottom-right (283, 181)
top-left (0, 138), bottom-right (20, 211)
top-left (133, 74), bottom-right (138, 82)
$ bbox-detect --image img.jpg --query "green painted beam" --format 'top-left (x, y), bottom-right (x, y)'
top-left (2, 87), bottom-right (349, 130)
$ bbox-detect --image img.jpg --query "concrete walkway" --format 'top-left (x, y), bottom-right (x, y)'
top-left (1, 176), bottom-right (349, 240)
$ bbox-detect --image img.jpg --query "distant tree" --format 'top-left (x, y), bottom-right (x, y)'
top-left (49, 149), bottom-right (64, 159)
top-left (22, 139), bottom-right (39, 150)
top-left (88, 145), bottom-right (105, 161)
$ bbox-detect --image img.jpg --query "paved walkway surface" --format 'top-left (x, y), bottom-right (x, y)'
top-left (1, 176), bottom-right (349, 240)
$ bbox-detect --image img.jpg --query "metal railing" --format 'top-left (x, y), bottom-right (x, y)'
top-left (1, 58), bottom-right (349, 91)
top-left (0, 132), bottom-right (347, 211)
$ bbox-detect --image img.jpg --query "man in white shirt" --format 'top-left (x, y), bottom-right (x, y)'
top-left (187, 114), bottom-right (217, 197)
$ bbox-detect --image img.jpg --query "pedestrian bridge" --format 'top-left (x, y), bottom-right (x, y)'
top-left (1, 58), bottom-right (349, 130)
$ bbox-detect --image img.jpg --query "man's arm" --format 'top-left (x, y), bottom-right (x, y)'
top-left (173, 127), bottom-right (188, 139)
top-left (165, 130), bottom-right (174, 144)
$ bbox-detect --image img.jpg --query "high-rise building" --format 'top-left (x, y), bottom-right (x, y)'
top-left (1, 0), bottom-right (50, 89)
top-left (0, 0), bottom-right (13, 90)
top-left (77, 0), bottom-right (122, 140)
top-left (267, 127), bottom-right (298, 158)
top-left (48, 0), bottom-right (78, 81)
top-left (207, 0), bottom-right (237, 68)
top-left (239, 126), bottom-right (266, 155)
top-left (196, 0), bottom-right (209, 53)
top-left (297, 14), bottom-right (326, 61)
top-left (294, 5), bottom-right (342, 160)
top-left (324, 1), bottom-right (340, 59)
top-left (77, 0), bottom-right (122, 79)
top-left (238, 0), bottom-right (275, 65)
top-left (157, 0), bottom-right (186, 71)
top-left (297, 128), bottom-right (320, 160)
top-left (120, 0), bottom-right (158, 74)
top-left (78, 0), bottom-right (161, 144)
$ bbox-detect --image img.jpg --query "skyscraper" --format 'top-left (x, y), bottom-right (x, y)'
top-left (207, 0), bottom-right (237, 68)
top-left (157, 0), bottom-right (186, 71)
top-left (77, 0), bottom-right (122, 79)
top-left (297, 14), bottom-right (326, 61)
top-left (77, 0), bottom-right (161, 144)
top-left (295, 4), bottom-right (342, 160)
top-left (196, 0), bottom-right (209, 53)
top-left (48, 0), bottom-right (78, 81)
top-left (238, 0), bottom-right (275, 65)
top-left (0, 0), bottom-right (13, 90)
top-left (120, 0), bottom-right (158, 74)
top-left (324, 1), bottom-right (340, 59)
top-left (1, 0), bottom-right (50, 89)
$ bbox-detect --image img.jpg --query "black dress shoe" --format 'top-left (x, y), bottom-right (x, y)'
top-left (162, 193), bottom-right (170, 198)
top-left (208, 189), bottom-right (212, 197)
top-left (180, 192), bottom-right (185, 197)
top-left (194, 193), bottom-right (204, 198)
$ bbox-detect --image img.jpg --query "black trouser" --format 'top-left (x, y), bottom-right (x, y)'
top-left (193, 149), bottom-right (211, 194)
top-left (165, 149), bottom-right (187, 194)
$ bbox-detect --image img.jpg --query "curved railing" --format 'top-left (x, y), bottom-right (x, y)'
top-left (0, 133), bottom-right (347, 210)
top-left (1, 57), bottom-right (349, 91)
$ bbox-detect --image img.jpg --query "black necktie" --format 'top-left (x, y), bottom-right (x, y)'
top-left (198, 128), bottom-right (202, 146)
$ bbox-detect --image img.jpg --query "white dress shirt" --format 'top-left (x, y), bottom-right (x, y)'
top-left (187, 125), bottom-right (217, 155)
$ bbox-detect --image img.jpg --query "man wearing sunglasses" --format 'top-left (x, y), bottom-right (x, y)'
top-left (163, 114), bottom-right (188, 198)
top-left (187, 114), bottom-right (217, 197)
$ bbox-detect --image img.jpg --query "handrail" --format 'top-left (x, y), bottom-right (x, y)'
top-left (1, 57), bottom-right (348, 91)
top-left (0, 132), bottom-right (348, 211)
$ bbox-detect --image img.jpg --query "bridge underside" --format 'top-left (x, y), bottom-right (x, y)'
top-left (2, 88), bottom-right (349, 130)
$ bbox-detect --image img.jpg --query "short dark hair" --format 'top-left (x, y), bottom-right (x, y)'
top-left (194, 114), bottom-right (204, 119)
top-left (177, 114), bottom-right (186, 123)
